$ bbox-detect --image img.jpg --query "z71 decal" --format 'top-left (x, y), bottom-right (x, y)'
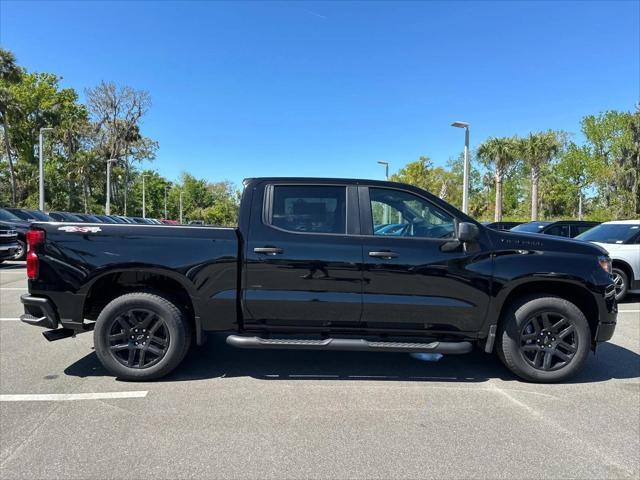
top-left (58, 226), bottom-right (102, 233)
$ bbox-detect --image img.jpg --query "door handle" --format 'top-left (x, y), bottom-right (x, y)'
top-left (254, 247), bottom-right (284, 255)
top-left (368, 251), bottom-right (398, 259)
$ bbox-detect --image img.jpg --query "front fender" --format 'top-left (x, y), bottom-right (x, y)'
top-left (483, 249), bottom-right (612, 335)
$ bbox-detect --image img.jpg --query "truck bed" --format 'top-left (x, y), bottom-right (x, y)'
top-left (24, 222), bottom-right (240, 341)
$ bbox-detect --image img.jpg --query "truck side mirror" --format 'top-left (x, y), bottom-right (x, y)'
top-left (457, 222), bottom-right (479, 242)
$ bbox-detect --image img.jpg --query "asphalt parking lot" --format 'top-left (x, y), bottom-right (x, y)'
top-left (1, 261), bottom-right (639, 480)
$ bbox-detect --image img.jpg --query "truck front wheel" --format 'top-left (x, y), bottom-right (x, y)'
top-left (94, 292), bottom-right (191, 381)
top-left (497, 295), bottom-right (590, 383)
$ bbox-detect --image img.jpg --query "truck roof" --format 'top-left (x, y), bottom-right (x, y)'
top-left (243, 177), bottom-right (407, 187)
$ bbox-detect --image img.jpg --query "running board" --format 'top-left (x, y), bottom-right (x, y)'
top-left (226, 335), bottom-right (473, 354)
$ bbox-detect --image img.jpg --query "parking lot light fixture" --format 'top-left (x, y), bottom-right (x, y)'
top-left (451, 121), bottom-right (470, 214)
top-left (377, 160), bottom-right (389, 180)
top-left (38, 127), bottom-right (54, 211)
top-left (377, 161), bottom-right (390, 224)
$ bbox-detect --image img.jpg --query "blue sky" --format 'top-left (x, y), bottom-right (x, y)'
top-left (1, 1), bottom-right (638, 187)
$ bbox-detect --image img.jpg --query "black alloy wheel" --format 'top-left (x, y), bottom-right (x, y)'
top-left (498, 295), bottom-right (590, 382)
top-left (107, 308), bottom-right (170, 369)
top-left (611, 268), bottom-right (628, 301)
top-left (519, 312), bottom-right (578, 371)
top-left (13, 240), bottom-right (25, 260)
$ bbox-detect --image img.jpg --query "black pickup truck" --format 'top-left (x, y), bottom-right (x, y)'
top-left (21, 178), bottom-right (617, 382)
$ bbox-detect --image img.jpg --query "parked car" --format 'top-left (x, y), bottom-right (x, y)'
top-left (20, 177), bottom-right (616, 383)
top-left (576, 220), bottom-right (640, 301)
top-left (4, 208), bottom-right (53, 222)
top-left (107, 216), bottom-right (128, 224)
top-left (0, 208), bottom-right (30, 260)
top-left (47, 211), bottom-right (85, 222)
top-left (94, 215), bottom-right (118, 223)
top-left (160, 219), bottom-right (179, 225)
top-left (131, 217), bottom-right (154, 224)
top-left (188, 220), bottom-right (205, 225)
top-left (0, 227), bottom-right (19, 263)
top-left (74, 213), bottom-right (102, 223)
top-left (112, 216), bottom-right (134, 224)
top-left (511, 220), bottom-right (599, 238)
top-left (482, 221), bottom-right (522, 231)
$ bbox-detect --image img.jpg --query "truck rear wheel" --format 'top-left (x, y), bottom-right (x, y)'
top-left (497, 295), bottom-right (590, 383)
top-left (94, 292), bottom-right (191, 381)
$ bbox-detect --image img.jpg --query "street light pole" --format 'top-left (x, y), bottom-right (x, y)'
top-left (38, 127), bottom-right (54, 211)
top-left (142, 174), bottom-right (149, 218)
top-left (105, 159), bottom-right (117, 215)
top-left (451, 121), bottom-right (470, 214)
top-left (377, 161), bottom-right (390, 224)
top-left (179, 191), bottom-right (184, 224)
top-left (377, 160), bottom-right (389, 180)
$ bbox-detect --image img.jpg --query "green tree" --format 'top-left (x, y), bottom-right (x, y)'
top-left (86, 82), bottom-right (154, 215)
top-left (476, 137), bottom-right (520, 221)
top-left (555, 143), bottom-right (598, 219)
top-left (519, 131), bottom-right (563, 220)
top-left (581, 110), bottom-right (638, 218)
top-left (390, 155), bottom-right (466, 208)
top-left (0, 48), bottom-right (24, 205)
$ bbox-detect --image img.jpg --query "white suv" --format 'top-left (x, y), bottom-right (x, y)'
top-left (576, 220), bottom-right (640, 301)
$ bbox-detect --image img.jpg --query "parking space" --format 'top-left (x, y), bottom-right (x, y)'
top-left (1, 261), bottom-right (639, 479)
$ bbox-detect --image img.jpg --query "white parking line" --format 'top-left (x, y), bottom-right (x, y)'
top-left (619, 309), bottom-right (640, 313)
top-left (0, 287), bottom-right (27, 290)
top-left (0, 391), bottom-right (148, 402)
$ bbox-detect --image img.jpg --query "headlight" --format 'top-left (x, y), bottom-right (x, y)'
top-left (598, 255), bottom-right (612, 274)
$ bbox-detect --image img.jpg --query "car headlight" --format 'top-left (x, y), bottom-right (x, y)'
top-left (598, 255), bottom-right (612, 274)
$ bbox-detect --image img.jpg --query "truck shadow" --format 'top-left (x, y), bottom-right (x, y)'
top-left (0, 262), bottom-right (25, 270)
top-left (64, 333), bottom-right (640, 384)
top-left (619, 293), bottom-right (640, 303)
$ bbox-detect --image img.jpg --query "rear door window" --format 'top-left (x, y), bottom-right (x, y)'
top-left (270, 185), bottom-right (346, 234)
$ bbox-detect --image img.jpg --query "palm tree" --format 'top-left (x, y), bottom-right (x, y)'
top-left (476, 136), bottom-right (519, 221)
top-left (0, 48), bottom-right (23, 206)
top-left (520, 131), bottom-right (562, 220)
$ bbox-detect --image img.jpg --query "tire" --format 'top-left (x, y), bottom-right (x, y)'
top-left (612, 268), bottom-right (628, 302)
top-left (94, 292), bottom-right (192, 381)
top-left (497, 295), bottom-right (591, 383)
top-left (13, 239), bottom-right (25, 261)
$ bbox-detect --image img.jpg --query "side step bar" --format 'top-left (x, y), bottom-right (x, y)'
top-left (226, 335), bottom-right (473, 354)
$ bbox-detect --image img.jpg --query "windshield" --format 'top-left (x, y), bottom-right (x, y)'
top-left (576, 223), bottom-right (640, 244)
top-left (0, 209), bottom-right (22, 221)
top-left (7, 209), bottom-right (32, 220)
top-left (510, 222), bottom-right (551, 233)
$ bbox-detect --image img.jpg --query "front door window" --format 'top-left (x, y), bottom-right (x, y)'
top-left (370, 188), bottom-right (455, 239)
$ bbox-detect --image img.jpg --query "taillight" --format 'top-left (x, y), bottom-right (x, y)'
top-left (26, 229), bottom-right (45, 280)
